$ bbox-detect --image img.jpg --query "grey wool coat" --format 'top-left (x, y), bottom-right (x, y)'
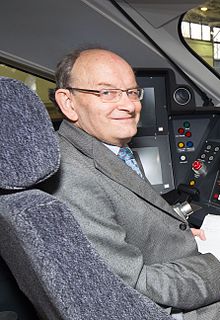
top-left (47, 119), bottom-right (220, 320)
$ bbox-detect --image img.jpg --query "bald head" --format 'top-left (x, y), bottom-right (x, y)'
top-left (55, 48), bottom-right (135, 90)
top-left (70, 49), bottom-right (135, 88)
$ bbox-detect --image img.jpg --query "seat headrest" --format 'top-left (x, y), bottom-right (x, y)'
top-left (0, 77), bottom-right (60, 190)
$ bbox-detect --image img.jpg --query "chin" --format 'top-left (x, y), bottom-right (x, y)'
top-left (122, 128), bottom-right (137, 140)
top-left (117, 134), bottom-right (134, 145)
top-left (109, 126), bottom-right (137, 145)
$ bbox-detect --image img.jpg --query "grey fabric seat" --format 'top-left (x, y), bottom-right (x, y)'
top-left (0, 77), bottom-right (172, 320)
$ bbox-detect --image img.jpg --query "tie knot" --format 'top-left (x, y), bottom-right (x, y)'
top-left (118, 147), bottom-right (134, 161)
top-left (117, 147), bottom-right (144, 178)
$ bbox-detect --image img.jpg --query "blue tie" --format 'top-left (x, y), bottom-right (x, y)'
top-left (118, 147), bottom-right (143, 178)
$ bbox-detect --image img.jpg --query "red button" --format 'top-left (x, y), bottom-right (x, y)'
top-left (178, 128), bottom-right (184, 134)
top-left (214, 193), bottom-right (219, 199)
top-left (185, 131), bottom-right (192, 137)
top-left (192, 160), bottom-right (202, 170)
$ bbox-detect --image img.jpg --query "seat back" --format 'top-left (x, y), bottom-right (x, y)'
top-left (0, 77), bottom-right (172, 320)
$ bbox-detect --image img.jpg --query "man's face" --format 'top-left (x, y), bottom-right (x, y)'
top-left (69, 50), bottom-right (142, 146)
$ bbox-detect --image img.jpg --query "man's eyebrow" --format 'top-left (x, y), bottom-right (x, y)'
top-left (96, 82), bottom-right (115, 87)
top-left (96, 83), bottom-right (138, 89)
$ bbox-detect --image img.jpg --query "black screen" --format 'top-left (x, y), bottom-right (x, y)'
top-left (135, 71), bottom-right (169, 136)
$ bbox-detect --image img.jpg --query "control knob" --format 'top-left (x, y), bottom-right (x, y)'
top-left (192, 159), bottom-right (207, 176)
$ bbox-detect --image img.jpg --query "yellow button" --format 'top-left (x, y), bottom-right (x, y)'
top-left (189, 180), bottom-right (195, 186)
top-left (178, 142), bottom-right (185, 148)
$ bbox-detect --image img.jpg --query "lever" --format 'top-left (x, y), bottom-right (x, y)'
top-left (192, 159), bottom-right (207, 176)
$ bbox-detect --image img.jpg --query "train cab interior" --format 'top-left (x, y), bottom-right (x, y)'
top-left (1, 0), bottom-right (220, 319)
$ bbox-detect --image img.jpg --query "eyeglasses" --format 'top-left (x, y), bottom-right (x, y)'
top-left (66, 87), bottom-right (144, 103)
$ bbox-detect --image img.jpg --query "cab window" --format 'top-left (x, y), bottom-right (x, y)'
top-left (0, 64), bottom-right (62, 122)
top-left (181, 0), bottom-right (220, 75)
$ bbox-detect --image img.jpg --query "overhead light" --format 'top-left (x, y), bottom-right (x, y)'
top-left (200, 7), bottom-right (208, 12)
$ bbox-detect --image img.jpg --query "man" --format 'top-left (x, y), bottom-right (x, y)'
top-left (49, 48), bottom-right (220, 319)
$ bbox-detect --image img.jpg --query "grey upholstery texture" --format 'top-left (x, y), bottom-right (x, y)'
top-left (0, 77), bottom-right (172, 319)
top-left (0, 77), bottom-right (60, 189)
top-left (0, 191), bottom-right (172, 320)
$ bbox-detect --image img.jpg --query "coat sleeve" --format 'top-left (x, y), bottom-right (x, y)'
top-left (49, 163), bottom-right (220, 312)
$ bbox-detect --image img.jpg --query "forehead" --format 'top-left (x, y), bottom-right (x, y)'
top-left (71, 50), bottom-right (136, 86)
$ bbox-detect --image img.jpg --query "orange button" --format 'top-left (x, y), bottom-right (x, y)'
top-left (189, 180), bottom-right (196, 186)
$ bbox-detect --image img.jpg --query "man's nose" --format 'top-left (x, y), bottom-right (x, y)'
top-left (118, 92), bottom-right (137, 111)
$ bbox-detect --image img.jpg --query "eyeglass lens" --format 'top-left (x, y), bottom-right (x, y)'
top-left (100, 89), bottom-right (143, 102)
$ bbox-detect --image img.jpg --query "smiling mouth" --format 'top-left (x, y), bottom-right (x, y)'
top-left (112, 117), bottom-right (134, 120)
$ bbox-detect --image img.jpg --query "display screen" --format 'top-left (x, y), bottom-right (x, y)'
top-left (134, 146), bottom-right (163, 185)
top-left (136, 72), bottom-right (169, 136)
top-left (131, 69), bottom-right (175, 193)
top-left (138, 88), bottom-right (156, 130)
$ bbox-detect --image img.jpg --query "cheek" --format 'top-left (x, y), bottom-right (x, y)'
top-left (136, 105), bottom-right (142, 119)
top-left (136, 113), bottom-right (141, 123)
top-left (83, 108), bottom-right (107, 131)
top-left (137, 103), bottom-right (142, 113)
top-left (74, 98), bottom-right (98, 121)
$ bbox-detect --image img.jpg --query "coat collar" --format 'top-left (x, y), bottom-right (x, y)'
top-left (59, 120), bottom-right (185, 222)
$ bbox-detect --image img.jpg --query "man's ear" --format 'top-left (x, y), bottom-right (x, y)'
top-left (55, 89), bottom-right (78, 121)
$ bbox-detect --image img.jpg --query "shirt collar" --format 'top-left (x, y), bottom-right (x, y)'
top-left (103, 143), bottom-right (120, 155)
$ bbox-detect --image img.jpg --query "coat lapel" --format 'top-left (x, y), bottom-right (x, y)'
top-left (59, 120), bottom-right (185, 223)
top-left (92, 140), bottom-right (185, 222)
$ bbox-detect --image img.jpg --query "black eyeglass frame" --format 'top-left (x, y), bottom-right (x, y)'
top-left (65, 87), bottom-right (144, 102)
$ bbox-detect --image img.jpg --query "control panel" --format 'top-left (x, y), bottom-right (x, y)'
top-left (191, 141), bottom-right (220, 181)
top-left (169, 113), bottom-right (220, 222)
top-left (133, 68), bottom-right (220, 224)
top-left (187, 140), bottom-right (220, 203)
top-left (210, 171), bottom-right (220, 206)
top-left (169, 116), bottom-right (211, 184)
